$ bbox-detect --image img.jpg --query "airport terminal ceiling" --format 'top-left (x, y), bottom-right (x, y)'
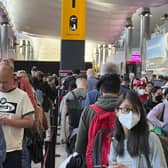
top-left (4, 0), bottom-right (168, 43)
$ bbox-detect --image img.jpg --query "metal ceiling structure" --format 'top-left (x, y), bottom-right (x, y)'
top-left (0, 0), bottom-right (168, 43)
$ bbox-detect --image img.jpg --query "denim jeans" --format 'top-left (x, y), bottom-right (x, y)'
top-left (22, 136), bottom-right (31, 168)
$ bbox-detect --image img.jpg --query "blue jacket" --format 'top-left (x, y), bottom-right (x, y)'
top-left (84, 87), bottom-right (130, 107)
top-left (87, 77), bottom-right (98, 91)
top-left (84, 89), bottom-right (99, 107)
top-left (0, 124), bottom-right (6, 167)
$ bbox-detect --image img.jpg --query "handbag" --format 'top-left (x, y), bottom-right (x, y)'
top-left (27, 131), bottom-right (44, 163)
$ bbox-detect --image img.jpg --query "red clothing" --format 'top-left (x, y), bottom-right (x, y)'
top-left (139, 94), bottom-right (148, 104)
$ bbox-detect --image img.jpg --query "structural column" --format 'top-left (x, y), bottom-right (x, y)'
top-left (19, 40), bottom-right (26, 59)
top-left (1, 15), bottom-right (9, 58)
top-left (140, 8), bottom-right (151, 72)
top-left (102, 44), bottom-right (106, 64)
top-left (25, 40), bottom-right (31, 60)
top-left (95, 45), bottom-right (99, 66)
top-left (60, 0), bottom-right (86, 70)
top-left (125, 17), bottom-right (133, 61)
top-left (104, 44), bottom-right (109, 64)
top-left (99, 44), bottom-right (103, 67)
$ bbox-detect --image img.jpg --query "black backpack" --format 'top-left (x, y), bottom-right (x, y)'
top-left (66, 91), bottom-right (85, 128)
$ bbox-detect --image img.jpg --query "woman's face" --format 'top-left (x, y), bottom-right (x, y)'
top-left (154, 88), bottom-right (162, 96)
top-left (153, 88), bottom-right (163, 102)
top-left (116, 99), bottom-right (135, 116)
top-left (116, 99), bottom-right (140, 130)
top-left (137, 86), bottom-right (146, 95)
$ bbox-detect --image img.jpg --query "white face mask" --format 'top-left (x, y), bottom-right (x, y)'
top-left (118, 111), bottom-right (140, 129)
top-left (138, 89), bottom-right (145, 95)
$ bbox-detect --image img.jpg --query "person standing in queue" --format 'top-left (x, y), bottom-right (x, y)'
top-left (109, 91), bottom-right (166, 168)
top-left (0, 59), bottom-right (34, 168)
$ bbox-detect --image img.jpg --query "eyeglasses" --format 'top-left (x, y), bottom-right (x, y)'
top-left (116, 107), bottom-right (134, 114)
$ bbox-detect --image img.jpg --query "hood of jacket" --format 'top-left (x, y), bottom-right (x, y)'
top-left (95, 96), bottom-right (118, 111)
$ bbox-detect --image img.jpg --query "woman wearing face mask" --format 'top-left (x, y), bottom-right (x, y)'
top-left (144, 86), bottom-right (163, 114)
top-left (133, 80), bottom-right (148, 103)
top-left (147, 94), bottom-right (168, 130)
top-left (109, 91), bottom-right (167, 168)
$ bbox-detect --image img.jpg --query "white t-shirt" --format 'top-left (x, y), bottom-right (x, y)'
top-left (0, 88), bottom-right (34, 152)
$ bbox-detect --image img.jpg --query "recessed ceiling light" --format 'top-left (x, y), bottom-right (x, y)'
top-left (160, 13), bottom-right (168, 20)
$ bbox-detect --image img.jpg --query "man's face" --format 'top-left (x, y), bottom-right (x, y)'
top-left (146, 83), bottom-right (153, 93)
top-left (0, 65), bottom-right (14, 92)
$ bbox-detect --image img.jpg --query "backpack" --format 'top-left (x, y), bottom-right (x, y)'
top-left (59, 152), bottom-right (83, 168)
top-left (86, 104), bottom-right (116, 168)
top-left (65, 128), bottom-right (78, 155)
top-left (66, 91), bottom-right (85, 128)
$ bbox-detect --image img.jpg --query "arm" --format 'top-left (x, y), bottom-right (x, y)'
top-left (62, 92), bottom-right (73, 139)
top-left (0, 113), bottom-right (33, 128)
top-left (60, 98), bottom-right (67, 141)
top-left (147, 103), bottom-right (165, 127)
top-left (112, 163), bottom-right (129, 168)
top-left (75, 108), bottom-right (91, 155)
top-left (62, 99), bottom-right (68, 140)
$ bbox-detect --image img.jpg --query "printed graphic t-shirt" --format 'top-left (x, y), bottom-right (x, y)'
top-left (0, 88), bottom-right (34, 152)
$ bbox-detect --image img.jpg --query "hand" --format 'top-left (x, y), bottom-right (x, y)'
top-left (0, 115), bottom-right (12, 125)
top-left (112, 162), bottom-right (129, 168)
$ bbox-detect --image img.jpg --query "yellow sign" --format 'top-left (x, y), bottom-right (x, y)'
top-left (94, 65), bottom-right (100, 73)
top-left (61, 0), bottom-right (86, 40)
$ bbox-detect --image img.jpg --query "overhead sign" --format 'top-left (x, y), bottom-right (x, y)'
top-left (147, 34), bottom-right (167, 59)
top-left (131, 54), bottom-right (141, 62)
top-left (61, 0), bottom-right (86, 40)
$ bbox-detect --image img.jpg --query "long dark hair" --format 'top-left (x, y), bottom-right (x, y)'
top-left (115, 90), bottom-right (149, 157)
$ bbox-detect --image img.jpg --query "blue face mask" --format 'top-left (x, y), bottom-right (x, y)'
top-left (118, 111), bottom-right (140, 129)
